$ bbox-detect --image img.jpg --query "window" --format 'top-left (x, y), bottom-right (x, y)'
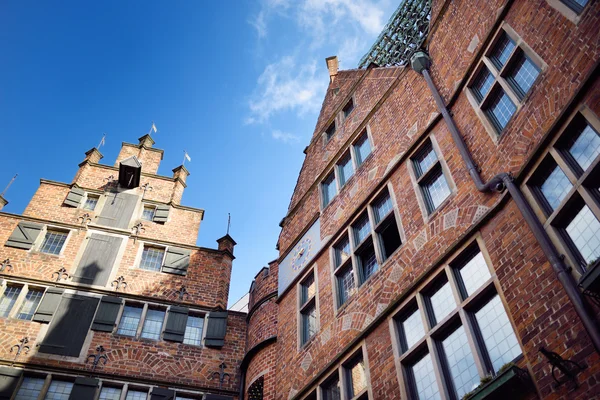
top-left (45, 380), bottom-right (74, 400)
top-left (117, 305), bottom-right (143, 336)
top-left (0, 285), bottom-right (22, 317)
top-left (561, 0), bottom-right (589, 13)
top-left (321, 376), bottom-right (341, 400)
top-left (467, 26), bottom-right (543, 136)
top-left (39, 230), bottom-right (68, 255)
top-left (99, 387), bottom-right (123, 400)
top-left (331, 187), bottom-right (402, 308)
top-left (139, 246), bottom-right (165, 272)
top-left (248, 376), bottom-right (264, 400)
top-left (394, 243), bottom-right (521, 400)
top-left (142, 205), bottom-right (156, 221)
top-left (353, 131), bottom-right (371, 167)
top-left (411, 139), bottom-right (452, 214)
top-left (183, 315), bottom-right (204, 346)
top-left (322, 172), bottom-right (338, 208)
top-left (325, 121), bottom-right (336, 141)
top-left (316, 349), bottom-right (370, 400)
top-left (83, 195), bottom-right (99, 211)
top-left (125, 390), bottom-right (148, 400)
top-left (344, 356), bottom-right (367, 399)
top-left (17, 288), bottom-right (43, 320)
top-left (526, 110), bottom-right (600, 272)
top-left (343, 98), bottom-right (355, 118)
top-left (14, 376), bottom-right (45, 400)
top-left (299, 272), bottom-right (317, 346)
top-left (140, 308), bottom-right (165, 340)
top-left (337, 153), bottom-right (355, 187)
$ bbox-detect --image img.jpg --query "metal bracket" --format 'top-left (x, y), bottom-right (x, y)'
top-left (87, 345), bottom-right (108, 372)
top-left (132, 222), bottom-right (145, 242)
top-left (210, 362), bottom-right (231, 389)
top-left (176, 285), bottom-right (189, 301)
top-left (111, 276), bottom-right (128, 291)
top-left (140, 182), bottom-right (153, 199)
top-left (10, 337), bottom-right (30, 361)
top-left (78, 213), bottom-right (92, 227)
top-left (0, 258), bottom-right (13, 273)
top-left (539, 347), bottom-right (586, 389)
top-left (52, 267), bottom-right (70, 282)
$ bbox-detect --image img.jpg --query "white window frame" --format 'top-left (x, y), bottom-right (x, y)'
top-left (33, 225), bottom-right (72, 256)
top-left (0, 281), bottom-right (45, 320)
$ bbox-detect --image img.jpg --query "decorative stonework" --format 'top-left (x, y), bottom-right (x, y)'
top-left (385, 154), bottom-right (401, 175)
top-left (388, 265), bottom-right (403, 283)
top-left (288, 389), bottom-right (298, 400)
top-left (443, 208), bottom-right (459, 230)
top-left (427, 111), bottom-right (439, 126)
top-left (334, 207), bottom-right (344, 221)
top-left (413, 229), bottom-right (428, 252)
top-left (362, 314), bottom-right (375, 330)
top-left (300, 352), bottom-right (312, 372)
top-left (467, 34), bottom-right (480, 53)
top-left (349, 182), bottom-right (359, 198)
top-left (407, 121), bottom-right (418, 137)
top-left (376, 303), bottom-right (386, 316)
top-left (342, 314), bottom-right (353, 331)
top-left (368, 167), bottom-right (379, 181)
top-left (320, 327), bottom-right (331, 345)
top-left (472, 205), bottom-right (490, 223)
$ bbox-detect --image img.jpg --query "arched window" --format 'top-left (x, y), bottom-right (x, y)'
top-left (248, 376), bottom-right (264, 400)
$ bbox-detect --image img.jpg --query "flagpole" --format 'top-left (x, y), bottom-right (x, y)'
top-left (98, 133), bottom-right (106, 149)
top-left (0, 174), bottom-right (18, 197)
top-left (148, 122), bottom-right (154, 136)
top-left (182, 150), bottom-right (187, 166)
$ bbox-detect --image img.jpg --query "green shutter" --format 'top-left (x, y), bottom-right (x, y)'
top-left (0, 367), bottom-right (22, 400)
top-left (97, 192), bottom-right (139, 229)
top-left (32, 288), bottom-right (64, 323)
top-left (150, 387), bottom-right (175, 400)
top-left (63, 188), bottom-right (85, 208)
top-left (163, 306), bottom-right (189, 343)
top-left (72, 234), bottom-right (123, 286)
top-left (162, 247), bottom-right (191, 276)
top-left (5, 222), bottom-right (43, 250)
top-left (204, 311), bottom-right (227, 348)
top-left (68, 377), bottom-right (98, 400)
top-left (153, 205), bottom-right (170, 223)
top-left (91, 296), bottom-right (122, 332)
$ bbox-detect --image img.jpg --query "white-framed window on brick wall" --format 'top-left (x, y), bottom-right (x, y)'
top-left (331, 185), bottom-right (403, 309)
top-left (136, 242), bottom-right (192, 276)
top-left (523, 106), bottom-right (600, 277)
top-left (0, 282), bottom-right (45, 320)
top-left (391, 238), bottom-right (522, 400)
top-left (38, 227), bottom-right (70, 256)
top-left (298, 268), bottom-right (318, 347)
top-left (466, 24), bottom-right (545, 140)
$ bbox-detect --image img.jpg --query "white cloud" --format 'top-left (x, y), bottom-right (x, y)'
top-left (249, 11), bottom-right (268, 38)
top-left (271, 130), bottom-right (301, 143)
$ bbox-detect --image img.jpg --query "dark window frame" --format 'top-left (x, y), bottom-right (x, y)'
top-left (299, 270), bottom-right (318, 347)
top-left (411, 139), bottom-right (452, 215)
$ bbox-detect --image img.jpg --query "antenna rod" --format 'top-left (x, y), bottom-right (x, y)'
top-left (0, 174), bottom-right (18, 197)
top-left (227, 213), bottom-right (231, 235)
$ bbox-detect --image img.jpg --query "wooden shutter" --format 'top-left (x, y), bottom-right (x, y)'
top-left (163, 306), bottom-right (189, 342)
top-left (68, 377), bottom-right (98, 400)
top-left (32, 287), bottom-right (64, 323)
top-left (63, 188), bottom-right (85, 208)
top-left (204, 311), bottom-right (228, 348)
top-left (0, 367), bottom-right (22, 400)
top-left (38, 294), bottom-right (99, 357)
top-left (97, 192), bottom-right (139, 229)
top-left (150, 387), bottom-right (175, 400)
top-left (4, 222), bottom-right (43, 250)
top-left (91, 296), bottom-right (122, 332)
top-left (153, 205), bottom-right (170, 223)
top-left (162, 247), bottom-right (191, 276)
top-left (72, 234), bottom-right (123, 286)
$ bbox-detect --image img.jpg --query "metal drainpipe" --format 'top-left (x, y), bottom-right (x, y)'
top-left (410, 50), bottom-right (600, 352)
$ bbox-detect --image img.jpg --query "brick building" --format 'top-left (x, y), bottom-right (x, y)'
top-left (0, 134), bottom-right (245, 399)
top-left (242, 0), bottom-right (600, 399)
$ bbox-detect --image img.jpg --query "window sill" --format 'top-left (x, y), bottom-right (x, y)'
top-left (422, 191), bottom-right (456, 224)
top-left (298, 332), bottom-right (318, 352)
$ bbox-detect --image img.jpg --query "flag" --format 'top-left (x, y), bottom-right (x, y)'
top-left (151, 123), bottom-right (157, 133)
top-left (184, 151), bottom-right (191, 162)
top-left (99, 135), bottom-right (105, 147)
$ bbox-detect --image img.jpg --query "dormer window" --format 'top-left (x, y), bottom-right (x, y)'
top-left (325, 121), bottom-right (336, 141)
top-left (343, 98), bottom-right (355, 118)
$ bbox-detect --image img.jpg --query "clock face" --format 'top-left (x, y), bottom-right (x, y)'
top-left (291, 238), bottom-right (312, 271)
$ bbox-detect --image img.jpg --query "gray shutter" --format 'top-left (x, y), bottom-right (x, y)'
top-left (4, 222), bottom-right (43, 250)
top-left (163, 306), bottom-right (189, 342)
top-left (97, 192), bottom-right (138, 229)
top-left (204, 311), bottom-right (227, 348)
top-left (0, 367), bottom-right (22, 400)
top-left (204, 395), bottom-right (234, 400)
top-left (63, 188), bottom-right (85, 208)
top-left (91, 296), bottom-right (122, 332)
top-left (150, 387), bottom-right (175, 400)
top-left (72, 234), bottom-right (123, 286)
top-left (68, 377), bottom-right (98, 400)
top-left (38, 294), bottom-right (99, 357)
top-left (32, 287), bottom-right (64, 323)
top-left (153, 205), bottom-right (170, 223)
top-left (162, 247), bottom-right (191, 276)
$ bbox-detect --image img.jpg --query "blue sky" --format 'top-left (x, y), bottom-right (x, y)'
top-left (0, 0), bottom-right (397, 306)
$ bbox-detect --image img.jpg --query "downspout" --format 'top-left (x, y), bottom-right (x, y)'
top-left (410, 51), bottom-right (600, 353)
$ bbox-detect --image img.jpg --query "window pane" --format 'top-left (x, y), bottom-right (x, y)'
top-left (567, 123), bottom-right (600, 171)
top-left (0, 285), bottom-right (21, 317)
top-left (322, 173), bottom-right (337, 207)
top-left (373, 192), bottom-right (393, 223)
top-left (326, 122), bottom-right (336, 140)
top-left (142, 206), bottom-right (155, 221)
top-left (457, 252), bottom-right (491, 297)
top-left (491, 33), bottom-right (516, 68)
top-left (17, 289), bottom-right (44, 320)
top-left (475, 296), bottom-right (521, 372)
top-left (401, 309), bottom-right (425, 350)
top-left (539, 164), bottom-right (572, 211)
top-left (343, 99), bottom-right (355, 117)
top-left (472, 67), bottom-right (494, 102)
top-left (347, 358), bottom-right (367, 397)
top-left (354, 133), bottom-right (371, 166)
top-left (45, 380), bottom-right (73, 400)
top-left (40, 231), bottom-right (68, 255)
top-left (359, 245), bottom-right (379, 282)
top-left (509, 54), bottom-right (539, 96)
top-left (337, 265), bottom-right (355, 306)
top-left (126, 390), bottom-right (148, 400)
top-left (183, 315), bottom-right (204, 346)
top-left (414, 145), bottom-right (437, 177)
top-left (99, 387), bottom-right (123, 400)
top-left (15, 377), bottom-right (45, 400)
top-left (409, 353), bottom-right (441, 400)
top-left (302, 303), bottom-right (317, 343)
top-left (301, 274), bottom-right (315, 304)
top-left (321, 378), bottom-right (340, 400)
top-left (140, 247), bottom-right (164, 272)
top-left (141, 309), bottom-right (165, 340)
top-left (337, 153), bottom-right (354, 187)
top-left (486, 88), bottom-right (516, 131)
top-left (429, 282), bottom-right (456, 324)
top-left (379, 218), bottom-right (402, 260)
top-left (353, 214), bottom-right (371, 245)
top-left (566, 205), bottom-right (600, 265)
top-left (442, 326), bottom-right (480, 399)
top-left (117, 305), bottom-right (143, 336)
top-left (334, 236), bottom-right (351, 267)
top-left (424, 169), bottom-right (451, 211)
top-left (83, 196), bottom-right (98, 211)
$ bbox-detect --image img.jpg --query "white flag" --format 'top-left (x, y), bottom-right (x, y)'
top-left (99, 135), bottom-right (105, 147)
top-left (185, 152), bottom-right (191, 162)
top-left (151, 123), bottom-right (157, 133)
